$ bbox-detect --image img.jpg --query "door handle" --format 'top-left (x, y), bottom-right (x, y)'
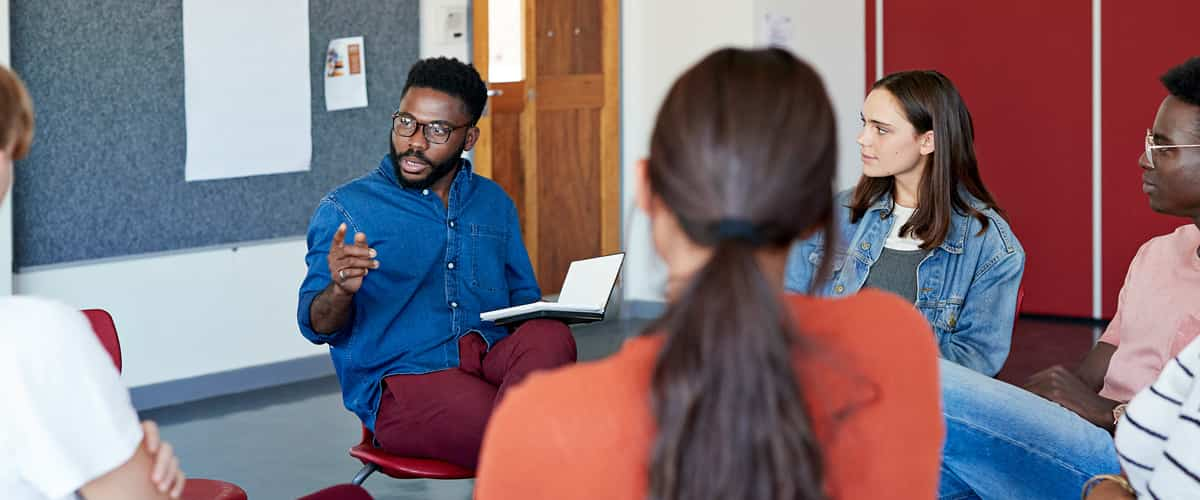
top-left (487, 89), bottom-right (504, 97)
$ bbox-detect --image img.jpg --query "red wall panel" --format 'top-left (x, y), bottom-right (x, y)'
top-left (1100, 1), bottom-right (1200, 318)
top-left (883, 0), bottom-right (1093, 316)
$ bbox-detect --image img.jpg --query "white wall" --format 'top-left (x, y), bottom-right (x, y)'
top-left (756, 0), bottom-right (866, 191)
top-left (16, 240), bottom-right (323, 387)
top-left (1, 0), bottom-right (12, 296)
top-left (619, 0), bottom-right (757, 304)
top-left (620, 0), bottom-right (866, 305)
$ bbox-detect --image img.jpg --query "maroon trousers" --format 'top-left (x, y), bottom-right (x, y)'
top-left (374, 319), bottom-right (577, 469)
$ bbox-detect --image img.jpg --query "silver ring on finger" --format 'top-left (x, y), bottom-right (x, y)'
top-left (339, 269), bottom-right (347, 281)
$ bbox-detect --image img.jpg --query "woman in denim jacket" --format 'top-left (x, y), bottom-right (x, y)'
top-left (785, 70), bottom-right (1024, 376)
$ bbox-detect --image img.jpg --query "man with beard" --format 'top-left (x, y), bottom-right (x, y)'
top-left (297, 57), bottom-right (576, 470)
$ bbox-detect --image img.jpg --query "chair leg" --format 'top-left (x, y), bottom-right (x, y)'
top-left (351, 462), bottom-right (379, 486)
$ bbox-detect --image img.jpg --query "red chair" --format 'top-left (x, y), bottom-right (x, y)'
top-left (179, 480), bottom-right (249, 500)
top-left (83, 309), bottom-right (122, 371)
top-left (81, 309), bottom-right (249, 500)
top-left (349, 425), bottom-right (474, 485)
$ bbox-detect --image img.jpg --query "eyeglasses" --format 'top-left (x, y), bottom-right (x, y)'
top-left (1144, 128), bottom-right (1200, 169)
top-left (392, 112), bottom-right (470, 145)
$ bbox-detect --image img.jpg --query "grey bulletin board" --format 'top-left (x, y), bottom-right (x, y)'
top-left (11, 0), bottom-right (419, 268)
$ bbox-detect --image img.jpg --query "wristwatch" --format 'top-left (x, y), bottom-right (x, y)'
top-left (1113, 403), bottom-right (1129, 426)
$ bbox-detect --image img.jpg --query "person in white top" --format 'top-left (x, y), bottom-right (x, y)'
top-left (0, 66), bottom-right (185, 499)
top-left (1104, 337), bottom-right (1200, 498)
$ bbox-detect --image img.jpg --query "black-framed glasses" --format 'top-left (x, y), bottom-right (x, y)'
top-left (392, 111), bottom-right (470, 145)
top-left (1144, 128), bottom-right (1200, 170)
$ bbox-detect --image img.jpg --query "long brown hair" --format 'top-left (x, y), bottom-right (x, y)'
top-left (849, 70), bottom-right (1004, 249)
top-left (644, 48), bottom-right (837, 500)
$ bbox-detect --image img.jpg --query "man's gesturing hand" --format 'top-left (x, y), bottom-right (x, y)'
top-left (327, 223), bottom-right (379, 296)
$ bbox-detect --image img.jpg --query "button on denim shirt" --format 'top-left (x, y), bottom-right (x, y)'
top-left (785, 189), bottom-right (1024, 376)
top-left (297, 157), bottom-right (541, 431)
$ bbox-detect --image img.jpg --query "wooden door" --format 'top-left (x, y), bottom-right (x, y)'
top-left (472, 0), bottom-right (620, 294)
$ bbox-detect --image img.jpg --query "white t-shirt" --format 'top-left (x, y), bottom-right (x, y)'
top-left (0, 297), bottom-right (143, 500)
top-left (884, 204), bottom-right (924, 251)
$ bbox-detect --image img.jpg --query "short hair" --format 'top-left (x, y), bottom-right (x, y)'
top-left (0, 66), bottom-right (34, 160)
top-left (401, 57), bottom-right (488, 125)
top-left (1162, 57), bottom-right (1200, 107)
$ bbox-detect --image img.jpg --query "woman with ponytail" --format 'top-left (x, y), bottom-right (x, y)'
top-left (474, 48), bottom-right (943, 499)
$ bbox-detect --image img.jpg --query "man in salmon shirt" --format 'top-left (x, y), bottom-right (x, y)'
top-left (938, 56), bottom-right (1200, 500)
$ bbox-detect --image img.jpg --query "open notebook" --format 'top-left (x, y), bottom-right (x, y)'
top-left (481, 253), bottom-right (625, 326)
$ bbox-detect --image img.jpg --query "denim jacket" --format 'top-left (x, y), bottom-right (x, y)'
top-left (296, 157), bottom-right (541, 431)
top-left (785, 189), bottom-right (1024, 376)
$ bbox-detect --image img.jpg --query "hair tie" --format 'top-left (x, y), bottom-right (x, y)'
top-left (712, 219), bottom-right (766, 245)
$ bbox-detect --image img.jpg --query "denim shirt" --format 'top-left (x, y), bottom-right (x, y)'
top-left (785, 189), bottom-right (1025, 376)
top-left (296, 157), bottom-right (541, 431)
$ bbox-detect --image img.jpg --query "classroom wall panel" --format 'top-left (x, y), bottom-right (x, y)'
top-left (11, 0), bottom-right (419, 268)
top-left (1099, 0), bottom-right (1200, 317)
top-left (882, 0), bottom-right (1094, 317)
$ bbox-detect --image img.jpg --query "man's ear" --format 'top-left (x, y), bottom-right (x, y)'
top-left (919, 130), bottom-right (935, 156)
top-left (463, 126), bottom-right (481, 152)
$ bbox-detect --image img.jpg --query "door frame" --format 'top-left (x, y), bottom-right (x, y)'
top-left (471, 0), bottom-right (621, 279)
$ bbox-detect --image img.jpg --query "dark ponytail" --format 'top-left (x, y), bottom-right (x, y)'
top-left (644, 48), bottom-right (837, 500)
top-left (649, 242), bottom-right (823, 500)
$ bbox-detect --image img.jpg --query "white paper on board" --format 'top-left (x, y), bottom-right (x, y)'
top-left (325, 36), bottom-right (369, 111)
top-left (183, 0), bottom-right (312, 182)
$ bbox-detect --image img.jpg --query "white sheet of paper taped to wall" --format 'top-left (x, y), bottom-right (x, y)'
top-left (760, 12), bottom-right (795, 48)
top-left (183, 0), bottom-right (312, 181)
top-left (325, 36), bottom-right (369, 111)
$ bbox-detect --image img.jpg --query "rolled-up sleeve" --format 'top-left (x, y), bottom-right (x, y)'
top-left (297, 199), bottom-right (356, 344)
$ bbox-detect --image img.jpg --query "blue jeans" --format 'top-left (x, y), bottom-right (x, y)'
top-left (938, 359), bottom-right (1121, 499)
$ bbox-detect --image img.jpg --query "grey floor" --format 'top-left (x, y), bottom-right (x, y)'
top-left (140, 315), bottom-right (1100, 499)
top-left (140, 319), bottom-right (650, 500)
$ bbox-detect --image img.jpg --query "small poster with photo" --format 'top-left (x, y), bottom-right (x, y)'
top-left (325, 36), bottom-right (368, 111)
